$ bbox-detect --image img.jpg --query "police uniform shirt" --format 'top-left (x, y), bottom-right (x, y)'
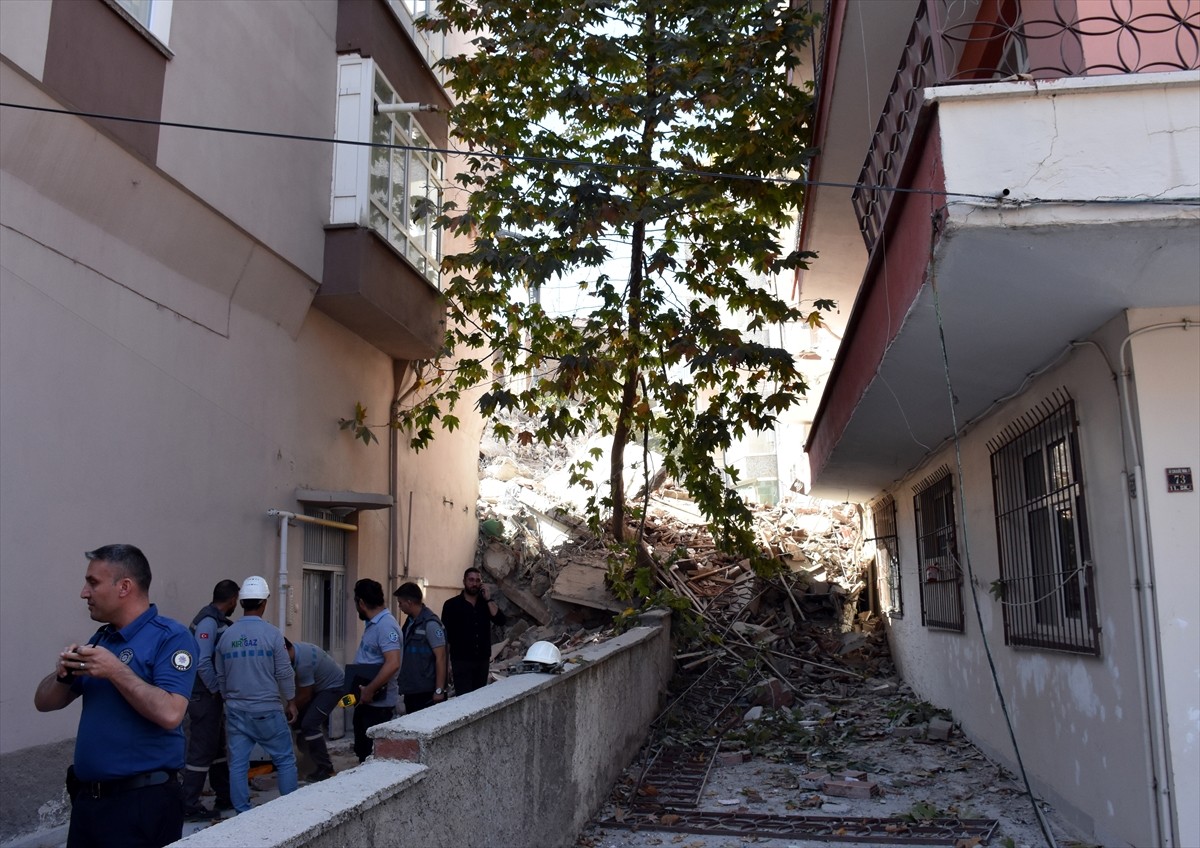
top-left (70, 604), bottom-right (197, 781)
top-left (292, 641), bottom-right (344, 694)
top-left (353, 610), bottom-right (402, 707)
top-left (398, 607), bottom-right (446, 695)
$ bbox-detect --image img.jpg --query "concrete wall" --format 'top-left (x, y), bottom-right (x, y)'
top-left (878, 313), bottom-right (1161, 848)
top-left (171, 612), bottom-right (674, 848)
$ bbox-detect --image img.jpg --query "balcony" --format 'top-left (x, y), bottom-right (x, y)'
top-left (853, 0), bottom-right (1200, 257)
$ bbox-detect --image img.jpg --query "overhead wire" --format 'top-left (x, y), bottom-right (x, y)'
top-left (3, 101), bottom-right (1197, 208)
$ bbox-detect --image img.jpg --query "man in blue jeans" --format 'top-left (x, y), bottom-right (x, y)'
top-left (214, 576), bottom-right (297, 813)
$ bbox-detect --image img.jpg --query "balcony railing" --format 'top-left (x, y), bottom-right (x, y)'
top-left (852, 0), bottom-right (1200, 255)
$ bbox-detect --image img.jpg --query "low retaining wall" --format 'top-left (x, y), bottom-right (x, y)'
top-left (172, 611), bottom-right (673, 848)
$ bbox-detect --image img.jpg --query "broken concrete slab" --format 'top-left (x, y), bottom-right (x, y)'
top-left (928, 717), bottom-right (954, 741)
top-left (497, 576), bottom-right (552, 624)
top-left (548, 563), bottom-right (625, 613)
top-left (823, 779), bottom-right (881, 799)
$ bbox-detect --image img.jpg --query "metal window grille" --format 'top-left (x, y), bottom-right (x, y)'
top-left (989, 394), bottom-right (1099, 655)
top-left (913, 468), bottom-right (964, 632)
top-left (301, 510), bottom-right (347, 655)
top-left (868, 496), bottom-right (902, 618)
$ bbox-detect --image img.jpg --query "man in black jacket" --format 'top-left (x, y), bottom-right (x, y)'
top-left (440, 568), bottom-right (506, 695)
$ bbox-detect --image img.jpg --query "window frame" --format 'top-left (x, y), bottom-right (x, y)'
top-left (868, 495), bottom-right (902, 618)
top-left (301, 509), bottom-right (348, 656)
top-left (331, 54), bottom-right (445, 288)
top-left (913, 468), bottom-right (965, 632)
top-left (107, 0), bottom-right (173, 51)
top-left (989, 394), bottom-right (1100, 655)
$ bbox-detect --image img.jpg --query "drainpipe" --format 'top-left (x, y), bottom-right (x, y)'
top-left (266, 509), bottom-right (359, 632)
top-left (1117, 320), bottom-right (1191, 848)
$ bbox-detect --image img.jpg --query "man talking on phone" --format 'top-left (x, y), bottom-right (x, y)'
top-left (34, 545), bottom-right (196, 848)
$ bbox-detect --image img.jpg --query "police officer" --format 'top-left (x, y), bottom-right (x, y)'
top-left (393, 581), bottom-right (448, 713)
top-left (181, 579), bottom-right (238, 819)
top-left (214, 576), bottom-right (298, 814)
top-left (284, 638), bottom-right (342, 782)
top-left (34, 545), bottom-right (197, 848)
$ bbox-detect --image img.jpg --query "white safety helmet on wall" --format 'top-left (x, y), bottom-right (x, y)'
top-left (240, 575), bottom-right (271, 600)
top-left (523, 641), bottom-right (562, 669)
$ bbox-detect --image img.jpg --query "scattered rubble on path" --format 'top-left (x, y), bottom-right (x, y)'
top-left (475, 419), bottom-right (1085, 847)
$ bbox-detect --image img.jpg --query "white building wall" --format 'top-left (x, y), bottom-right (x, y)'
top-left (881, 313), bottom-right (1159, 847)
top-left (1125, 306), bottom-right (1200, 847)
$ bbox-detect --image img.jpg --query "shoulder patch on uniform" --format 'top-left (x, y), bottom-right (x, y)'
top-left (198, 632), bottom-right (209, 639)
top-left (388, 631), bottom-right (400, 642)
top-left (119, 649), bottom-right (135, 665)
top-left (172, 650), bottom-right (194, 671)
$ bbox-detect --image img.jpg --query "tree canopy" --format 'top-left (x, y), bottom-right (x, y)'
top-left (404, 0), bottom-right (829, 568)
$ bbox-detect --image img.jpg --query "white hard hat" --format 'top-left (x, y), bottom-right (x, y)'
top-left (523, 641), bottom-right (562, 667)
top-left (240, 575), bottom-right (270, 600)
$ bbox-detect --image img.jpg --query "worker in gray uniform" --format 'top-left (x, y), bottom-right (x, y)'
top-left (214, 576), bottom-right (298, 814)
top-left (182, 579), bottom-right (238, 819)
top-left (284, 638), bottom-right (342, 782)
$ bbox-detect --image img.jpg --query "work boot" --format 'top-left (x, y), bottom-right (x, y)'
top-left (182, 804), bottom-right (218, 821)
top-left (303, 767), bottom-right (335, 783)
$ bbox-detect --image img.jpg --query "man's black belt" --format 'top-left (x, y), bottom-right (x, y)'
top-left (75, 769), bottom-right (176, 800)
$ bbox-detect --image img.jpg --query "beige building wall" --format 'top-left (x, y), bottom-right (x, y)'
top-left (0, 0), bottom-right (481, 787)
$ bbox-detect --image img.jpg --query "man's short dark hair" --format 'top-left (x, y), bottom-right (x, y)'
top-left (85, 544), bottom-right (151, 592)
top-left (463, 567), bottom-right (482, 581)
top-left (393, 581), bottom-right (423, 603)
top-left (240, 598), bottom-right (266, 612)
top-left (212, 579), bottom-right (240, 604)
top-left (354, 578), bottom-right (385, 608)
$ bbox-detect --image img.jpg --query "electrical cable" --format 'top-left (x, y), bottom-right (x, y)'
top-left (927, 229), bottom-right (1060, 848)
top-left (4, 101), bottom-right (1198, 208)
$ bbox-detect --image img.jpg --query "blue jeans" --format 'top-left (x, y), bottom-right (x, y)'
top-left (225, 707), bottom-right (298, 813)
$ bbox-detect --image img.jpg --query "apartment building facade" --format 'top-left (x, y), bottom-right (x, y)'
top-left (795, 1), bottom-right (1199, 845)
top-left (0, 0), bottom-right (480, 836)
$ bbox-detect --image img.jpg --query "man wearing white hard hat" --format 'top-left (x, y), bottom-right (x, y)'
top-left (214, 576), bottom-right (298, 814)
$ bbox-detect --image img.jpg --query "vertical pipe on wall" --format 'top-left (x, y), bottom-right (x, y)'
top-left (1118, 322), bottom-right (1192, 847)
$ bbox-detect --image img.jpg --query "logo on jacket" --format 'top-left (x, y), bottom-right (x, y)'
top-left (119, 649), bottom-right (134, 664)
top-left (172, 650), bottom-right (193, 671)
top-left (198, 633), bottom-right (209, 639)
top-left (230, 636), bottom-right (259, 648)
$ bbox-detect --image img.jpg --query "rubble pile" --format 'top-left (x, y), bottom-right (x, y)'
top-left (473, 413), bottom-right (878, 682)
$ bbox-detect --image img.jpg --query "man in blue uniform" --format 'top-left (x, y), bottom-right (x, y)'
top-left (181, 578), bottom-right (238, 819)
top-left (394, 581), bottom-right (448, 713)
top-left (214, 576), bottom-right (297, 814)
top-left (284, 638), bottom-right (342, 782)
top-left (350, 578), bottom-right (401, 762)
top-left (34, 544), bottom-right (196, 848)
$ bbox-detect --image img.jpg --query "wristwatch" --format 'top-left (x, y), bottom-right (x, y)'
top-left (434, 687), bottom-right (445, 695)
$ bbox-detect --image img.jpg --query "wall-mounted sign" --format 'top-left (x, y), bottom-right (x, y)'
top-left (1166, 467), bottom-right (1193, 493)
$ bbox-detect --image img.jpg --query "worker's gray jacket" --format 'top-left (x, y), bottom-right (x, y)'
top-left (214, 616), bottom-right (295, 711)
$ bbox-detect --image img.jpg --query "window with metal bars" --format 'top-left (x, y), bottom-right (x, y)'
top-left (913, 469), bottom-right (964, 631)
top-left (989, 395), bottom-right (1099, 654)
top-left (301, 509), bottom-right (347, 656)
top-left (868, 496), bottom-right (902, 618)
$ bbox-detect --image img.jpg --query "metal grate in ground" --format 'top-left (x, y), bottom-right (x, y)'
top-left (596, 809), bottom-right (999, 844)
